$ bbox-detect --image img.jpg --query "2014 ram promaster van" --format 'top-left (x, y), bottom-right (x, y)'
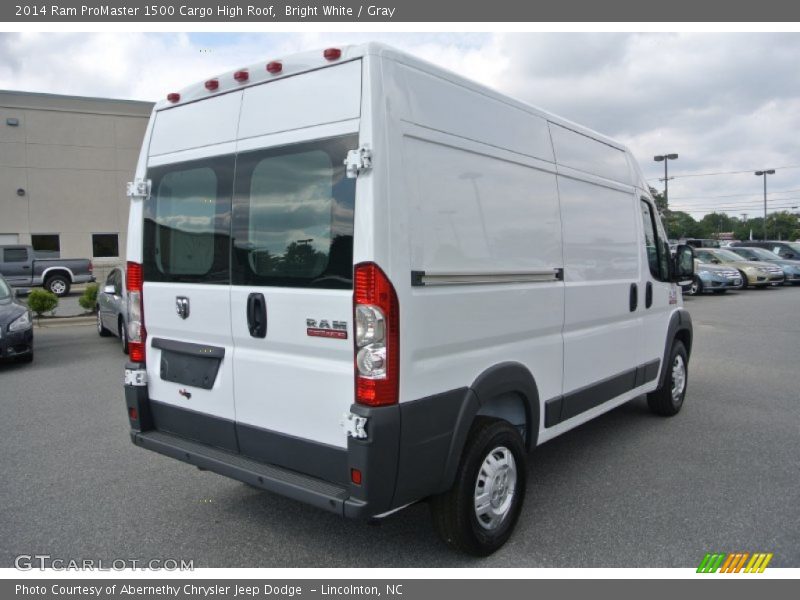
top-left (123, 43), bottom-right (696, 555)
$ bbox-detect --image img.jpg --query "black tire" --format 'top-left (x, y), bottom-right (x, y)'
top-left (96, 309), bottom-right (112, 337)
top-left (711, 289), bottom-right (727, 294)
top-left (430, 418), bottom-right (527, 556)
top-left (45, 274), bottom-right (70, 296)
top-left (737, 271), bottom-right (748, 290)
top-left (688, 277), bottom-right (702, 296)
top-left (647, 340), bottom-right (688, 417)
top-left (119, 318), bottom-right (129, 354)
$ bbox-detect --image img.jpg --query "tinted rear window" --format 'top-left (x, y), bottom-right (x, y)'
top-left (143, 156), bottom-right (233, 284)
top-left (231, 135), bottom-right (356, 289)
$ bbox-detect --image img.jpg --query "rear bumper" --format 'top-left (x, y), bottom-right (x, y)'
top-left (131, 428), bottom-right (364, 517)
top-left (124, 367), bottom-right (469, 520)
top-left (73, 274), bottom-right (96, 284)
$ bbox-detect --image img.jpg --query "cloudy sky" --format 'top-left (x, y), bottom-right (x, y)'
top-left (2, 32), bottom-right (799, 220)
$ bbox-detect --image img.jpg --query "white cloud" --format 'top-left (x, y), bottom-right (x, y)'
top-left (2, 32), bottom-right (799, 220)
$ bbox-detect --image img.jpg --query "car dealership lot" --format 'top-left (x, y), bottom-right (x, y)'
top-left (1, 287), bottom-right (798, 568)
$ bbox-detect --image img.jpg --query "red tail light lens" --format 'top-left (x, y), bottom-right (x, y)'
top-left (204, 79), bottom-right (219, 91)
top-left (233, 70), bottom-right (249, 82)
top-left (166, 92), bottom-right (180, 103)
top-left (127, 261), bottom-right (146, 364)
top-left (354, 263), bottom-right (399, 406)
top-left (266, 61), bottom-right (282, 74)
top-left (324, 48), bottom-right (342, 61)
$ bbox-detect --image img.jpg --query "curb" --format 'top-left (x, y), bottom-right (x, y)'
top-left (36, 316), bottom-right (96, 328)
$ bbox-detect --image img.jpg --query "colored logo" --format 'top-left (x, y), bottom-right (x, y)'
top-left (697, 552), bottom-right (773, 573)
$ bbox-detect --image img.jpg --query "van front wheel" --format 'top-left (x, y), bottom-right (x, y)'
top-left (430, 418), bottom-right (527, 556)
top-left (647, 340), bottom-right (688, 416)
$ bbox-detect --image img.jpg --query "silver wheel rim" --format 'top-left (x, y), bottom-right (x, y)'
top-left (473, 446), bottom-right (517, 531)
top-left (50, 280), bottom-right (66, 295)
top-left (690, 281), bottom-right (699, 295)
top-left (671, 354), bottom-right (686, 403)
top-left (97, 312), bottom-right (102, 333)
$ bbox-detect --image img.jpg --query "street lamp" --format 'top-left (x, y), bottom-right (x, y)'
top-left (654, 153), bottom-right (679, 210)
top-left (754, 169), bottom-right (775, 240)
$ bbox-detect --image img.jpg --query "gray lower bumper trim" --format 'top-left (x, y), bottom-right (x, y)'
top-left (132, 429), bottom-right (352, 516)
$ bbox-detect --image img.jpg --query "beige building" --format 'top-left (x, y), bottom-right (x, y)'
top-left (0, 90), bottom-right (153, 281)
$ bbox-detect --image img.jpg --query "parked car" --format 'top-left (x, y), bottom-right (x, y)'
top-left (683, 260), bottom-right (742, 295)
top-left (729, 240), bottom-right (800, 261)
top-left (96, 267), bottom-right (129, 353)
top-left (0, 273), bottom-right (33, 363)
top-left (0, 245), bottom-right (95, 296)
top-left (681, 238), bottom-right (721, 249)
top-left (694, 248), bottom-right (784, 288)
top-left (728, 246), bottom-right (800, 285)
top-left (122, 42), bottom-right (695, 556)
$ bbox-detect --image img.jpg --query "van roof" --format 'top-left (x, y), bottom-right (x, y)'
top-left (156, 42), bottom-right (643, 187)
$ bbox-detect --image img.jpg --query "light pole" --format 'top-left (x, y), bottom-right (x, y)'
top-left (754, 169), bottom-right (775, 240)
top-left (654, 153), bottom-right (679, 210)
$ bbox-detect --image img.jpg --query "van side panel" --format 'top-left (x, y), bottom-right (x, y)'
top-left (390, 60), bottom-right (565, 419)
top-left (557, 173), bottom-right (642, 396)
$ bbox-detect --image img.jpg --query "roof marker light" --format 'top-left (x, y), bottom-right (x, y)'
top-left (266, 61), bottom-right (282, 74)
top-left (204, 79), bottom-right (219, 91)
top-left (324, 48), bottom-right (342, 61)
top-left (233, 70), bottom-right (249, 82)
top-left (166, 92), bottom-right (180, 103)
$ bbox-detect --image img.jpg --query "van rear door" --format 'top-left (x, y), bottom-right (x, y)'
top-left (141, 93), bottom-right (241, 451)
top-left (228, 62), bottom-right (362, 483)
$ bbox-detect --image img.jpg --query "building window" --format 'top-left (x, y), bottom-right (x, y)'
top-left (31, 234), bottom-right (61, 259)
top-left (92, 233), bottom-right (119, 258)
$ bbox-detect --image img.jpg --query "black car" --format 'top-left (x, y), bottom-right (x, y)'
top-left (0, 274), bottom-right (33, 363)
top-left (729, 240), bottom-right (800, 260)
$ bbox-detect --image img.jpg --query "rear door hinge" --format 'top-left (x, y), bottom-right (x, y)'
top-left (344, 146), bottom-right (372, 178)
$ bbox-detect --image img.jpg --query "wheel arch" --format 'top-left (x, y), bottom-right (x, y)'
top-left (659, 309), bottom-right (693, 390)
top-left (440, 362), bottom-right (541, 492)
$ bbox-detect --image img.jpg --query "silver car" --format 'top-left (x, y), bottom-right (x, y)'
top-left (96, 267), bottom-right (129, 353)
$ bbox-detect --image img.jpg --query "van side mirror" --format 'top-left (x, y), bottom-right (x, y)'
top-left (672, 244), bottom-right (694, 283)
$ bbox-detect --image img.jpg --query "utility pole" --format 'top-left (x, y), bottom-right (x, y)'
top-left (654, 153), bottom-right (679, 210)
top-left (754, 169), bottom-right (775, 240)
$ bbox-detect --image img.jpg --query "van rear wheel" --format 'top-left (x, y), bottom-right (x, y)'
top-left (647, 340), bottom-right (688, 417)
top-left (430, 417), bottom-right (526, 556)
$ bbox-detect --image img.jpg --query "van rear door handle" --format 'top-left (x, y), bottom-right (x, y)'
top-left (629, 283), bottom-right (638, 312)
top-left (645, 282), bottom-right (653, 309)
top-left (246, 293), bottom-right (267, 338)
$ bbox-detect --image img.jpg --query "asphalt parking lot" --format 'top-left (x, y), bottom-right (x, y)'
top-left (1, 286), bottom-right (798, 568)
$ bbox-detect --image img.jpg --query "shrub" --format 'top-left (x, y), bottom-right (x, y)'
top-left (27, 289), bottom-right (59, 321)
top-left (78, 283), bottom-right (99, 312)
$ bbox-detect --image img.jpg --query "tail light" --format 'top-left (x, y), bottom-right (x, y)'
top-left (204, 79), bottom-right (219, 91)
top-left (233, 70), bottom-right (249, 82)
top-left (127, 261), bottom-right (146, 364)
top-left (354, 263), bottom-right (399, 406)
top-left (324, 48), bottom-right (342, 61)
top-left (266, 61), bottom-right (282, 74)
top-left (166, 92), bottom-right (180, 103)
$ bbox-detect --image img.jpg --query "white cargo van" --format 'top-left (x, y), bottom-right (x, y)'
top-left (124, 43), bottom-right (695, 556)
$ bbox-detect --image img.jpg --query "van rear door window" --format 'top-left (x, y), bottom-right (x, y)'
top-left (232, 135), bottom-right (356, 289)
top-left (143, 156), bottom-right (234, 283)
